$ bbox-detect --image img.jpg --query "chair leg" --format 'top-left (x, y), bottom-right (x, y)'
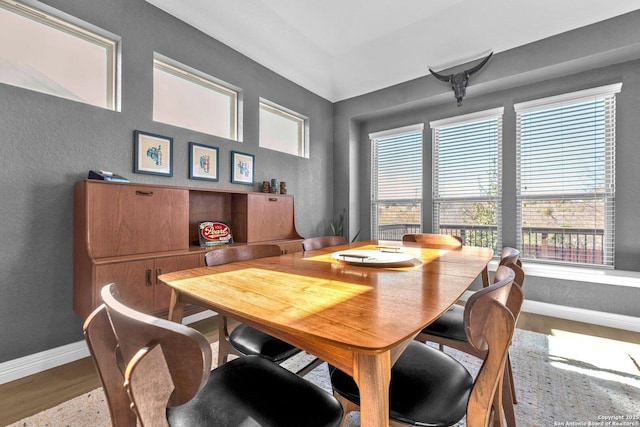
top-left (502, 362), bottom-right (517, 427)
top-left (507, 353), bottom-right (517, 403)
top-left (492, 375), bottom-right (506, 427)
top-left (333, 392), bottom-right (359, 427)
top-left (295, 356), bottom-right (324, 377)
top-left (217, 315), bottom-right (242, 365)
top-left (217, 316), bottom-right (231, 365)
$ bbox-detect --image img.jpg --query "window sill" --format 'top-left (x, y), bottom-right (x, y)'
top-left (487, 260), bottom-right (640, 289)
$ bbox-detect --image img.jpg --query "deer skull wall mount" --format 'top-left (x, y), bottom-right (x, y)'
top-left (429, 52), bottom-right (493, 106)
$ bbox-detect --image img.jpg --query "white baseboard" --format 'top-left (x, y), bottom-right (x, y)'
top-left (521, 299), bottom-right (640, 332)
top-left (0, 340), bottom-right (91, 386)
top-left (0, 310), bottom-right (215, 385)
top-left (460, 291), bottom-right (640, 332)
top-left (1, 304), bottom-right (638, 385)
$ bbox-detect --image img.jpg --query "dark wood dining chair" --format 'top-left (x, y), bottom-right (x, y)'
top-left (401, 233), bottom-right (463, 248)
top-left (205, 244), bottom-right (322, 376)
top-left (417, 249), bottom-right (524, 427)
top-left (330, 265), bottom-right (519, 427)
top-left (301, 235), bottom-right (347, 251)
top-left (85, 284), bottom-right (344, 427)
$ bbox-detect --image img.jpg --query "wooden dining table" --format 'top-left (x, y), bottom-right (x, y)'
top-left (158, 240), bottom-right (493, 427)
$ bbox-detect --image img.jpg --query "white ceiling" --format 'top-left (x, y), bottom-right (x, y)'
top-left (146, 0), bottom-right (640, 102)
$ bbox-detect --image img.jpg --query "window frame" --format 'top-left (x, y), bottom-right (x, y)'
top-left (153, 54), bottom-right (241, 140)
top-left (259, 99), bottom-right (308, 158)
top-left (0, 0), bottom-right (120, 110)
top-left (370, 123), bottom-right (424, 241)
top-left (430, 107), bottom-right (504, 251)
top-left (515, 83), bottom-right (621, 268)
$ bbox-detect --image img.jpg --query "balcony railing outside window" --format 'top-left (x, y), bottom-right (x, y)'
top-left (377, 224), bottom-right (421, 241)
top-left (376, 223), bottom-right (605, 265)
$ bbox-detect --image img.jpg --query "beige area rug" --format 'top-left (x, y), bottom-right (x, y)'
top-left (9, 329), bottom-right (640, 427)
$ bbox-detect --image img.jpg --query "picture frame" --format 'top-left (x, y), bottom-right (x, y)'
top-left (134, 130), bottom-right (173, 177)
top-left (189, 142), bottom-right (219, 181)
top-left (231, 150), bottom-right (255, 185)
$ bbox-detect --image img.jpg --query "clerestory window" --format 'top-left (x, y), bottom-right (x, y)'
top-left (259, 100), bottom-right (308, 157)
top-left (0, 0), bottom-right (120, 110)
top-left (153, 54), bottom-right (240, 140)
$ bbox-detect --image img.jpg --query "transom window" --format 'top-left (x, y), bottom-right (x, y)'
top-left (370, 124), bottom-right (423, 240)
top-left (0, 0), bottom-right (119, 110)
top-left (259, 100), bottom-right (308, 157)
top-left (515, 83), bottom-right (621, 267)
top-left (431, 108), bottom-right (503, 250)
top-left (153, 55), bottom-right (239, 140)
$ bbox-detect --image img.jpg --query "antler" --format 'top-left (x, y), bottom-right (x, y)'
top-left (465, 51), bottom-right (493, 76)
top-left (428, 67), bottom-right (452, 83)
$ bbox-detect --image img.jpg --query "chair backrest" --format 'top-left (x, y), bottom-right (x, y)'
top-left (466, 298), bottom-right (516, 427)
top-left (205, 244), bottom-right (282, 266)
top-left (463, 265), bottom-right (516, 351)
top-left (98, 284), bottom-right (213, 423)
top-left (83, 304), bottom-right (137, 427)
top-left (463, 264), bottom-right (521, 426)
top-left (301, 235), bottom-right (347, 251)
top-left (497, 246), bottom-right (525, 313)
top-left (125, 342), bottom-right (174, 427)
top-left (499, 246), bottom-right (521, 268)
top-left (504, 262), bottom-right (525, 324)
top-left (402, 233), bottom-right (463, 249)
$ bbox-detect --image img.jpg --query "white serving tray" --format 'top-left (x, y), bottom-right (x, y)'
top-left (331, 249), bottom-right (414, 267)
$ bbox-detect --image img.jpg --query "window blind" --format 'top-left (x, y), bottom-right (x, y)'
top-left (431, 108), bottom-right (503, 250)
top-left (370, 124), bottom-right (423, 240)
top-left (515, 83), bottom-right (621, 267)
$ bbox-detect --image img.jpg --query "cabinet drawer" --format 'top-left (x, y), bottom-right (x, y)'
top-left (87, 183), bottom-right (189, 257)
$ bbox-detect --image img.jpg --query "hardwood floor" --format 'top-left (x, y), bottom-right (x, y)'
top-left (0, 313), bottom-right (637, 426)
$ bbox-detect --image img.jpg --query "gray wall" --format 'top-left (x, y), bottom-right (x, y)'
top-left (2, 1), bottom-right (639, 364)
top-left (333, 11), bottom-right (640, 317)
top-left (0, 0), bottom-right (334, 362)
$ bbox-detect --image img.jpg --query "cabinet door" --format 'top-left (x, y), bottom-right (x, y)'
top-left (154, 254), bottom-right (201, 312)
top-left (95, 260), bottom-right (155, 314)
top-left (87, 183), bottom-right (189, 258)
top-left (246, 194), bottom-right (298, 242)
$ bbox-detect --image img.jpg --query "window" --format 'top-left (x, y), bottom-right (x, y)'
top-left (259, 100), bottom-right (308, 157)
top-left (153, 55), bottom-right (239, 140)
top-left (515, 83), bottom-right (621, 267)
top-left (431, 108), bottom-right (503, 250)
top-left (0, 0), bottom-right (119, 110)
top-left (370, 124), bottom-right (423, 240)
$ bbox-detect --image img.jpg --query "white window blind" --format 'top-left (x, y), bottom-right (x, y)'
top-left (431, 108), bottom-right (503, 250)
top-left (515, 83), bottom-right (621, 267)
top-left (370, 124), bottom-right (423, 240)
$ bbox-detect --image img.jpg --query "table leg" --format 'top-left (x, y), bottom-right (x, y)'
top-left (167, 289), bottom-right (185, 323)
top-left (353, 351), bottom-right (391, 427)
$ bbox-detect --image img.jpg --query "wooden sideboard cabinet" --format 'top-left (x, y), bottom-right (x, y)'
top-left (73, 180), bottom-right (303, 319)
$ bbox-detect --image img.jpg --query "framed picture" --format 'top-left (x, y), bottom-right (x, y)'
top-left (134, 130), bottom-right (173, 177)
top-left (189, 142), bottom-right (219, 181)
top-left (231, 150), bottom-right (255, 185)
